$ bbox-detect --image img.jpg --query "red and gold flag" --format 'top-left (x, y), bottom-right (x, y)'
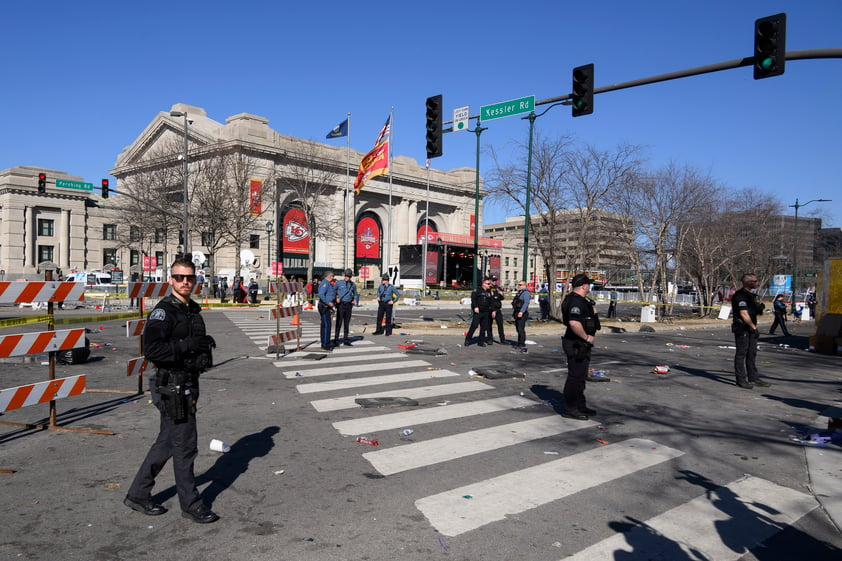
top-left (353, 139), bottom-right (389, 195)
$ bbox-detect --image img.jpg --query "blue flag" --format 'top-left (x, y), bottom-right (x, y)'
top-left (326, 118), bottom-right (348, 139)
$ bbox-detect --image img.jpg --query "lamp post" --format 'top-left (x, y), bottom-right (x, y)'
top-left (790, 198), bottom-right (831, 313)
top-left (170, 110), bottom-right (190, 255)
top-left (264, 220), bottom-right (273, 300)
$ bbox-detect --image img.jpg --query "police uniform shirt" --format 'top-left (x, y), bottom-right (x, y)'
top-left (335, 279), bottom-right (357, 303)
top-left (562, 292), bottom-right (596, 341)
top-left (471, 288), bottom-right (493, 312)
top-left (731, 288), bottom-right (759, 325)
top-left (377, 283), bottom-right (399, 303)
top-left (318, 278), bottom-right (337, 305)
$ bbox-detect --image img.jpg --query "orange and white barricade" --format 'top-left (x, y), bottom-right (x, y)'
top-left (126, 319), bottom-right (146, 337)
top-left (0, 375), bottom-right (87, 413)
top-left (271, 305), bottom-right (302, 320)
top-left (0, 281), bottom-right (85, 306)
top-left (0, 329), bottom-right (86, 358)
top-left (268, 282), bottom-right (302, 355)
top-left (127, 357), bottom-right (152, 377)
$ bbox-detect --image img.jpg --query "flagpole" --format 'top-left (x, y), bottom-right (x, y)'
top-left (344, 112), bottom-right (351, 270)
top-left (386, 106), bottom-right (395, 279)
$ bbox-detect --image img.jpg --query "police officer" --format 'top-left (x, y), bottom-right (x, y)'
top-left (607, 287), bottom-right (619, 318)
top-left (489, 275), bottom-right (507, 344)
top-left (538, 284), bottom-right (550, 320)
top-left (731, 273), bottom-right (772, 389)
top-left (560, 274), bottom-right (601, 420)
top-left (334, 269), bottom-right (358, 346)
top-left (125, 258), bottom-right (219, 524)
top-left (465, 277), bottom-right (494, 347)
top-left (768, 293), bottom-right (791, 336)
top-left (317, 271), bottom-right (336, 350)
top-left (373, 274), bottom-right (400, 336)
top-left (513, 280), bottom-right (531, 353)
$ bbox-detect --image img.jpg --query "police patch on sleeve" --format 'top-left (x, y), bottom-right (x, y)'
top-left (570, 306), bottom-right (581, 315)
top-left (737, 301), bottom-right (747, 308)
top-left (149, 308), bottom-right (166, 321)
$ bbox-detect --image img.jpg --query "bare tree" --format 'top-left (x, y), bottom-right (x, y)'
top-left (486, 133), bottom-right (642, 317)
top-left (275, 142), bottom-right (343, 282)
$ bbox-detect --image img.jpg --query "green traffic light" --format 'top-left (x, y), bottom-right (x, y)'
top-left (760, 57), bottom-right (773, 70)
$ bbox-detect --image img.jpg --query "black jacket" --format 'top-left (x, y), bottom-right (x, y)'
top-left (143, 295), bottom-right (208, 372)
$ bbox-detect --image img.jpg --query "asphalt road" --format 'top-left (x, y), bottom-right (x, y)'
top-left (1, 304), bottom-right (840, 561)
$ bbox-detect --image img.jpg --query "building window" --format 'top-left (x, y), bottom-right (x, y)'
top-left (103, 248), bottom-right (118, 267)
top-left (201, 232), bottom-right (214, 246)
top-left (505, 257), bottom-right (509, 267)
top-left (155, 229), bottom-right (165, 244)
top-left (38, 219), bottom-right (54, 237)
top-left (130, 250), bottom-right (140, 266)
top-left (37, 245), bottom-right (54, 263)
top-left (505, 270), bottom-right (510, 280)
top-left (155, 251), bottom-right (164, 268)
top-left (103, 224), bottom-right (117, 241)
top-left (514, 258), bottom-right (518, 268)
top-left (250, 234), bottom-right (260, 249)
top-left (130, 226), bottom-right (141, 242)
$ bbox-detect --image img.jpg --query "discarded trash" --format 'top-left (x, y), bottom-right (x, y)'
top-left (543, 451), bottom-right (560, 455)
top-left (597, 439), bottom-right (609, 445)
top-left (209, 439), bottom-right (231, 453)
top-left (468, 369), bottom-right (479, 377)
top-left (462, 494), bottom-right (473, 499)
top-left (295, 372), bottom-right (302, 377)
top-left (274, 470), bottom-right (285, 475)
top-left (356, 436), bottom-right (379, 446)
top-left (596, 425), bottom-right (607, 430)
top-left (651, 365), bottom-right (670, 375)
top-left (400, 428), bottom-right (414, 436)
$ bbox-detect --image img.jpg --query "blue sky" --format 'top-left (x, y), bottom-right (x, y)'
top-left (2, 1), bottom-right (840, 227)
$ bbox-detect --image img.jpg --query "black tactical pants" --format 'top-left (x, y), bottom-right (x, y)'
top-left (466, 310), bottom-right (491, 344)
top-left (734, 330), bottom-right (760, 384)
top-left (562, 338), bottom-right (591, 413)
top-left (127, 408), bottom-right (203, 513)
top-left (493, 309), bottom-right (505, 342)
top-left (515, 311), bottom-right (528, 348)
top-left (335, 301), bottom-right (354, 343)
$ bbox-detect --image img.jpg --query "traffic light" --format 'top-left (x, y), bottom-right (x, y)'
top-left (753, 13), bottom-right (786, 79)
top-left (101, 178), bottom-right (109, 199)
top-left (425, 94), bottom-right (443, 159)
top-left (572, 64), bottom-right (594, 117)
top-left (37, 173), bottom-right (46, 193)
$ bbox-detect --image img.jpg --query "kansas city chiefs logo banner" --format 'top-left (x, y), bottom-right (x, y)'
top-left (283, 208), bottom-right (310, 254)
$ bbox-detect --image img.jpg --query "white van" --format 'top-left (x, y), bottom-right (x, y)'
top-left (65, 271), bottom-right (113, 288)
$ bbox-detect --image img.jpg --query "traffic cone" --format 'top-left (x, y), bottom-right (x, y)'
top-left (290, 313), bottom-right (300, 326)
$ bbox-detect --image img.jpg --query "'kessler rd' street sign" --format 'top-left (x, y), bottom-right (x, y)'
top-left (480, 95), bottom-right (534, 121)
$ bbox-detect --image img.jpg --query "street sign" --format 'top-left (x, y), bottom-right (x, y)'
top-left (480, 95), bottom-right (534, 121)
top-left (453, 106), bottom-right (470, 132)
top-left (55, 179), bottom-right (93, 191)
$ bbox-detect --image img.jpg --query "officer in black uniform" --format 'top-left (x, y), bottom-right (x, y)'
top-left (125, 258), bottom-right (219, 524)
top-left (731, 273), bottom-right (771, 389)
top-left (465, 277), bottom-right (494, 347)
top-left (489, 275), bottom-right (507, 344)
top-left (560, 274), bottom-right (601, 420)
top-left (512, 280), bottom-right (531, 353)
top-left (334, 269), bottom-right (358, 346)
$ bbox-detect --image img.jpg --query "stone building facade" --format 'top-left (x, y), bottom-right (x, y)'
top-left (0, 104), bottom-right (484, 283)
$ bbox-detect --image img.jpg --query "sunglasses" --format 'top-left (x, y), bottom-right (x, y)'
top-left (171, 274), bottom-right (197, 282)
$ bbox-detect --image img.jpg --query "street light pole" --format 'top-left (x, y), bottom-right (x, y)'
top-left (170, 110), bottom-right (190, 257)
top-left (265, 220), bottom-right (273, 300)
top-left (789, 197), bottom-right (831, 313)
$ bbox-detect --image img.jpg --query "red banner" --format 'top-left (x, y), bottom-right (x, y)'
top-left (249, 179), bottom-right (262, 216)
top-left (469, 214), bottom-right (476, 238)
top-left (354, 139), bottom-right (389, 195)
top-left (417, 224), bottom-right (437, 245)
top-left (425, 250), bottom-right (438, 283)
top-left (268, 262), bottom-right (283, 276)
top-left (283, 208), bottom-right (310, 254)
top-left (143, 256), bottom-right (157, 272)
top-left (355, 216), bottom-right (381, 260)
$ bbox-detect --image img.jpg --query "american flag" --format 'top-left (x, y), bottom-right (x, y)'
top-left (373, 114), bottom-right (391, 146)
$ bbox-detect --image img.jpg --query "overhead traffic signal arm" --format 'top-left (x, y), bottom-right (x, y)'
top-left (425, 94), bottom-right (443, 159)
top-left (571, 64), bottom-right (594, 117)
top-left (754, 13), bottom-right (786, 79)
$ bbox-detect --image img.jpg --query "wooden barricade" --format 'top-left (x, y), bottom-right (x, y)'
top-left (268, 281), bottom-right (302, 357)
top-left (0, 279), bottom-right (112, 435)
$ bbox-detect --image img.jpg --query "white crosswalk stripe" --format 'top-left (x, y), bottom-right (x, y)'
top-left (274, 352), bottom-right (409, 369)
top-left (564, 475), bottom-right (816, 561)
top-left (280, 359), bottom-right (430, 378)
top-left (296, 369), bottom-right (461, 394)
top-left (311, 380), bottom-right (493, 412)
top-left (416, 438), bottom-right (685, 537)
top-left (363, 415), bottom-right (597, 476)
top-left (332, 395), bottom-right (536, 435)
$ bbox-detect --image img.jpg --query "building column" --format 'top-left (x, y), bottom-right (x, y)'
top-left (408, 201), bottom-right (418, 244)
top-left (24, 206), bottom-right (33, 268)
top-left (61, 209), bottom-right (71, 268)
